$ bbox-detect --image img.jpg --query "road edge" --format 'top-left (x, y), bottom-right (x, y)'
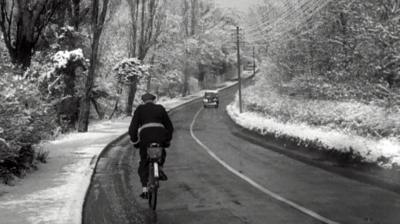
top-left (190, 107), bottom-right (340, 224)
top-left (224, 110), bottom-right (400, 195)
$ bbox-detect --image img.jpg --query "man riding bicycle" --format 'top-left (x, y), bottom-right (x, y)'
top-left (129, 93), bottom-right (174, 199)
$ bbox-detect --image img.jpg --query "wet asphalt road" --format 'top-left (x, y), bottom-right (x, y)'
top-left (83, 84), bottom-right (400, 224)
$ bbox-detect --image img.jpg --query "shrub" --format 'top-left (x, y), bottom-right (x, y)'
top-left (0, 69), bottom-right (57, 183)
top-left (35, 148), bottom-right (50, 164)
top-left (243, 72), bottom-right (400, 140)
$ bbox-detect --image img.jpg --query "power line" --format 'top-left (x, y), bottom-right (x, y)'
top-left (246, 0), bottom-right (326, 36)
top-left (244, 0), bottom-right (329, 36)
top-left (244, 0), bottom-right (333, 43)
top-left (245, 0), bottom-right (321, 33)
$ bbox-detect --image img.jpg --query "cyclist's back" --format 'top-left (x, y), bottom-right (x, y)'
top-left (128, 93), bottom-right (174, 199)
top-left (130, 102), bottom-right (173, 147)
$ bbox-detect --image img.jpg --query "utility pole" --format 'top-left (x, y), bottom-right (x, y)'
top-left (182, 38), bottom-right (189, 97)
top-left (236, 26), bottom-right (243, 113)
top-left (253, 46), bottom-right (256, 76)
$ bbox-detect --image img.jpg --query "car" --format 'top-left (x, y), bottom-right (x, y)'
top-left (203, 90), bottom-right (219, 108)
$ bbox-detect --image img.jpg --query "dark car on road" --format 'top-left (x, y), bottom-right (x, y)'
top-left (203, 90), bottom-right (219, 108)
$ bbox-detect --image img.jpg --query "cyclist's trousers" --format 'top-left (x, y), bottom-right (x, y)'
top-left (138, 146), bottom-right (166, 187)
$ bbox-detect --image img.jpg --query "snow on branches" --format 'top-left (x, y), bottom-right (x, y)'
top-left (52, 49), bottom-right (85, 71)
top-left (33, 48), bottom-right (87, 98)
top-left (113, 58), bottom-right (150, 84)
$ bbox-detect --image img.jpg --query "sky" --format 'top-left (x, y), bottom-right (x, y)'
top-left (214, 0), bottom-right (263, 12)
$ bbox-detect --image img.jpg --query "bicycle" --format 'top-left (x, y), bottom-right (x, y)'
top-left (146, 143), bottom-right (164, 210)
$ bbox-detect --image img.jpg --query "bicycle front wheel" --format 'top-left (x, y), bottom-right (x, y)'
top-left (148, 186), bottom-right (158, 210)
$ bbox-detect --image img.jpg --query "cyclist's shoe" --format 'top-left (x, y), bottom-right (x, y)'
top-left (159, 169), bottom-right (168, 181)
top-left (139, 192), bottom-right (148, 199)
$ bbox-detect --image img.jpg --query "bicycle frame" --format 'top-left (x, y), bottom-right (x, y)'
top-left (148, 158), bottom-right (160, 188)
top-left (147, 145), bottom-right (163, 210)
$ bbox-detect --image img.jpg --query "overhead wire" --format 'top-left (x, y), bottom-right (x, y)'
top-left (246, 0), bottom-right (323, 37)
top-left (245, 0), bottom-right (319, 34)
top-left (243, 0), bottom-right (333, 44)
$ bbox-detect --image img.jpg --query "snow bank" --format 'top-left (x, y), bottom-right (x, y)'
top-left (0, 118), bottom-right (129, 224)
top-left (0, 80), bottom-right (237, 224)
top-left (227, 99), bottom-right (400, 168)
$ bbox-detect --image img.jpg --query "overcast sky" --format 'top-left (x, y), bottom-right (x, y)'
top-left (214, 0), bottom-right (263, 12)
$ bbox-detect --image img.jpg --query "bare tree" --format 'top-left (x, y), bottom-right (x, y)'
top-left (125, 0), bottom-right (164, 115)
top-left (0, 0), bottom-right (63, 67)
top-left (78, 0), bottom-right (109, 132)
top-left (69, 0), bottom-right (81, 29)
top-left (181, 0), bottom-right (198, 96)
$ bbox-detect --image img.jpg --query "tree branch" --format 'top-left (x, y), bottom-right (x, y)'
top-left (96, 0), bottom-right (109, 34)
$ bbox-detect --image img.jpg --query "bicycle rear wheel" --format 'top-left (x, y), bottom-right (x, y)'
top-left (148, 186), bottom-right (158, 210)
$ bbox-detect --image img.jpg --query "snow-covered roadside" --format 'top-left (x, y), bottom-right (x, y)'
top-left (227, 98), bottom-right (400, 169)
top-left (0, 119), bottom-right (129, 224)
top-left (0, 81), bottom-right (236, 224)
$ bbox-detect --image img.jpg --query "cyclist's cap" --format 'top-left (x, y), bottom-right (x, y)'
top-left (141, 92), bottom-right (156, 101)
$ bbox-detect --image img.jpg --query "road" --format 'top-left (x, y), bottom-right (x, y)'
top-left (83, 84), bottom-right (400, 224)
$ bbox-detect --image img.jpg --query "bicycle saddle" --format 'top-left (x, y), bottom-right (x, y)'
top-left (148, 143), bottom-right (161, 148)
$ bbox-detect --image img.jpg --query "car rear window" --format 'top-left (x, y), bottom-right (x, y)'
top-left (205, 92), bottom-right (217, 97)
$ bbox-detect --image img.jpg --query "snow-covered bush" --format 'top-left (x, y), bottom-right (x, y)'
top-left (238, 62), bottom-right (400, 168)
top-left (113, 58), bottom-right (150, 84)
top-left (0, 71), bottom-right (58, 183)
top-left (51, 49), bottom-right (85, 71)
top-left (244, 73), bottom-right (400, 139)
top-left (228, 100), bottom-right (400, 169)
top-left (110, 58), bottom-right (151, 116)
top-left (0, 46), bottom-right (88, 184)
top-left (43, 49), bottom-right (87, 97)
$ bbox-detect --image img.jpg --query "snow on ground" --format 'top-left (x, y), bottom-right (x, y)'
top-left (227, 97), bottom-right (400, 168)
top-left (0, 119), bottom-right (130, 224)
top-left (0, 81), bottom-right (236, 224)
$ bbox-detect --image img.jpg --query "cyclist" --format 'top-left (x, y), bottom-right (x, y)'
top-left (129, 92), bottom-right (174, 199)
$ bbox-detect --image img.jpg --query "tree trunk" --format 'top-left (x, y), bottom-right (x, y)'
top-left (110, 83), bottom-right (123, 119)
top-left (147, 55), bottom-right (155, 91)
top-left (146, 75), bottom-right (151, 91)
top-left (78, 0), bottom-right (109, 132)
top-left (63, 62), bottom-right (80, 96)
top-left (138, 0), bottom-right (146, 60)
top-left (125, 0), bottom-right (162, 112)
top-left (91, 98), bottom-right (104, 119)
top-left (182, 62), bottom-right (189, 96)
top-left (109, 99), bottom-right (119, 119)
top-left (125, 77), bottom-right (138, 116)
top-left (71, 0), bottom-right (81, 29)
top-left (9, 35), bottom-right (35, 68)
top-left (190, 0), bottom-right (198, 36)
top-left (14, 10), bottom-right (36, 67)
top-left (78, 31), bottom-right (101, 131)
top-left (125, 0), bottom-right (140, 114)
top-left (0, 0), bottom-right (61, 68)
top-left (128, 0), bottom-right (139, 57)
top-left (182, 0), bottom-right (190, 36)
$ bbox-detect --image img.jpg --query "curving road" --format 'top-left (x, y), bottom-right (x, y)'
top-left (83, 83), bottom-right (400, 224)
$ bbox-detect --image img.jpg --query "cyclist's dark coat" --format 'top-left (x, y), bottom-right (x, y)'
top-left (129, 102), bottom-right (173, 187)
top-left (129, 102), bottom-right (174, 148)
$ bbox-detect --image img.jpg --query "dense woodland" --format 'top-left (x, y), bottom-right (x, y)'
top-left (241, 0), bottom-right (400, 167)
top-left (249, 0), bottom-right (400, 104)
top-left (0, 0), bottom-right (239, 183)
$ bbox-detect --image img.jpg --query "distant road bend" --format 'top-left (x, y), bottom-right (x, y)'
top-left (83, 83), bottom-right (400, 224)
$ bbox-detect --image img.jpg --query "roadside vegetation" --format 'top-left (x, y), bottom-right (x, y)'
top-left (238, 0), bottom-right (400, 168)
top-left (0, 0), bottom-right (239, 184)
